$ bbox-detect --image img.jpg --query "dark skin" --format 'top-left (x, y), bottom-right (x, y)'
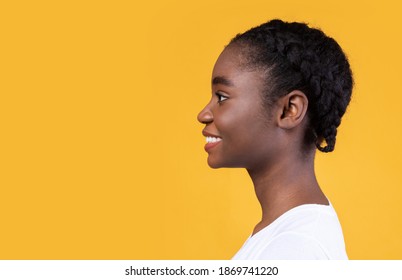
top-left (198, 45), bottom-right (328, 236)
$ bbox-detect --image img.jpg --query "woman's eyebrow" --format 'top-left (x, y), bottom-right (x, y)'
top-left (212, 76), bottom-right (234, 87)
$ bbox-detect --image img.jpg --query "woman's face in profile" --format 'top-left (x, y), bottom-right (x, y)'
top-left (198, 46), bottom-right (281, 170)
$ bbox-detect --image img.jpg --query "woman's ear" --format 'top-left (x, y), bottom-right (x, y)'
top-left (277, 90), bottom-right (308, 129)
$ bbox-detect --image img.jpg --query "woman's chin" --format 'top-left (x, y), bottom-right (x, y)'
top-left (207, 157), bottom-right (224, 169)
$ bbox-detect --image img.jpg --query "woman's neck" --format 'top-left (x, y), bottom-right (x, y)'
top-left (247, 154), bottom-right (328, 236)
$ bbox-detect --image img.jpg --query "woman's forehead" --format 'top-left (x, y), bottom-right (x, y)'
top-left (212, 47), bottom-right (249, 80)
top-left (212, 47), bottom-right (267, 89)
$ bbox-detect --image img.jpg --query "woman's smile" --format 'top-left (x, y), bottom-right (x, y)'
top-left (202, 130), bottom-right (223, 152)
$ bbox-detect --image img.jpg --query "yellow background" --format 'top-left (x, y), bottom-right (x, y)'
top-left (1, 0), bottom-right (401, 259)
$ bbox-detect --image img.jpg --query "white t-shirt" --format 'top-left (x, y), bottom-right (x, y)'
top-left (232, 203), bottom-right (348, 260)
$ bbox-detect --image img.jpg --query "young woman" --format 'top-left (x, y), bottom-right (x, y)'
top-left (197, 19), bottom-right (353, 260)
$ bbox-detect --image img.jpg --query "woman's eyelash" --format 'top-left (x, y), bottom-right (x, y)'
top-left (215, 92), bottom-right (228, 103)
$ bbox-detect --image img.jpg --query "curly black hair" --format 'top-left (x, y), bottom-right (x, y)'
top-left (229, 19), bottom-right (353, 152)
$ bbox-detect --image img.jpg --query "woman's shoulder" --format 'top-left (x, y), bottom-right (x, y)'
top-left (232, 204), bottom-right (348, 260)
top-left (257, 203), bottom-right (339, 236)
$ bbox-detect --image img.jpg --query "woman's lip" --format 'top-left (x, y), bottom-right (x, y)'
top-left (202, 130), bottom-right (221, 138)
top-left (204, 140), bottom-right (221, 152)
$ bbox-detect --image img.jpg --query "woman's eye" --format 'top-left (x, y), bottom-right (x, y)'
top-left (216, 93), bottom-right (228, 103)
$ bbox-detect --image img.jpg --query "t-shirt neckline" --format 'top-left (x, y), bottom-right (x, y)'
top-left (249, 202), bottom-right (332, 240)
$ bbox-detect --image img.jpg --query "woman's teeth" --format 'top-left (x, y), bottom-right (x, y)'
top-left (206, 136), bottom-right (222, 143)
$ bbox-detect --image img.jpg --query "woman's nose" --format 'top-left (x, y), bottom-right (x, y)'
top-left (197, 103), bottom-right (213, 124)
